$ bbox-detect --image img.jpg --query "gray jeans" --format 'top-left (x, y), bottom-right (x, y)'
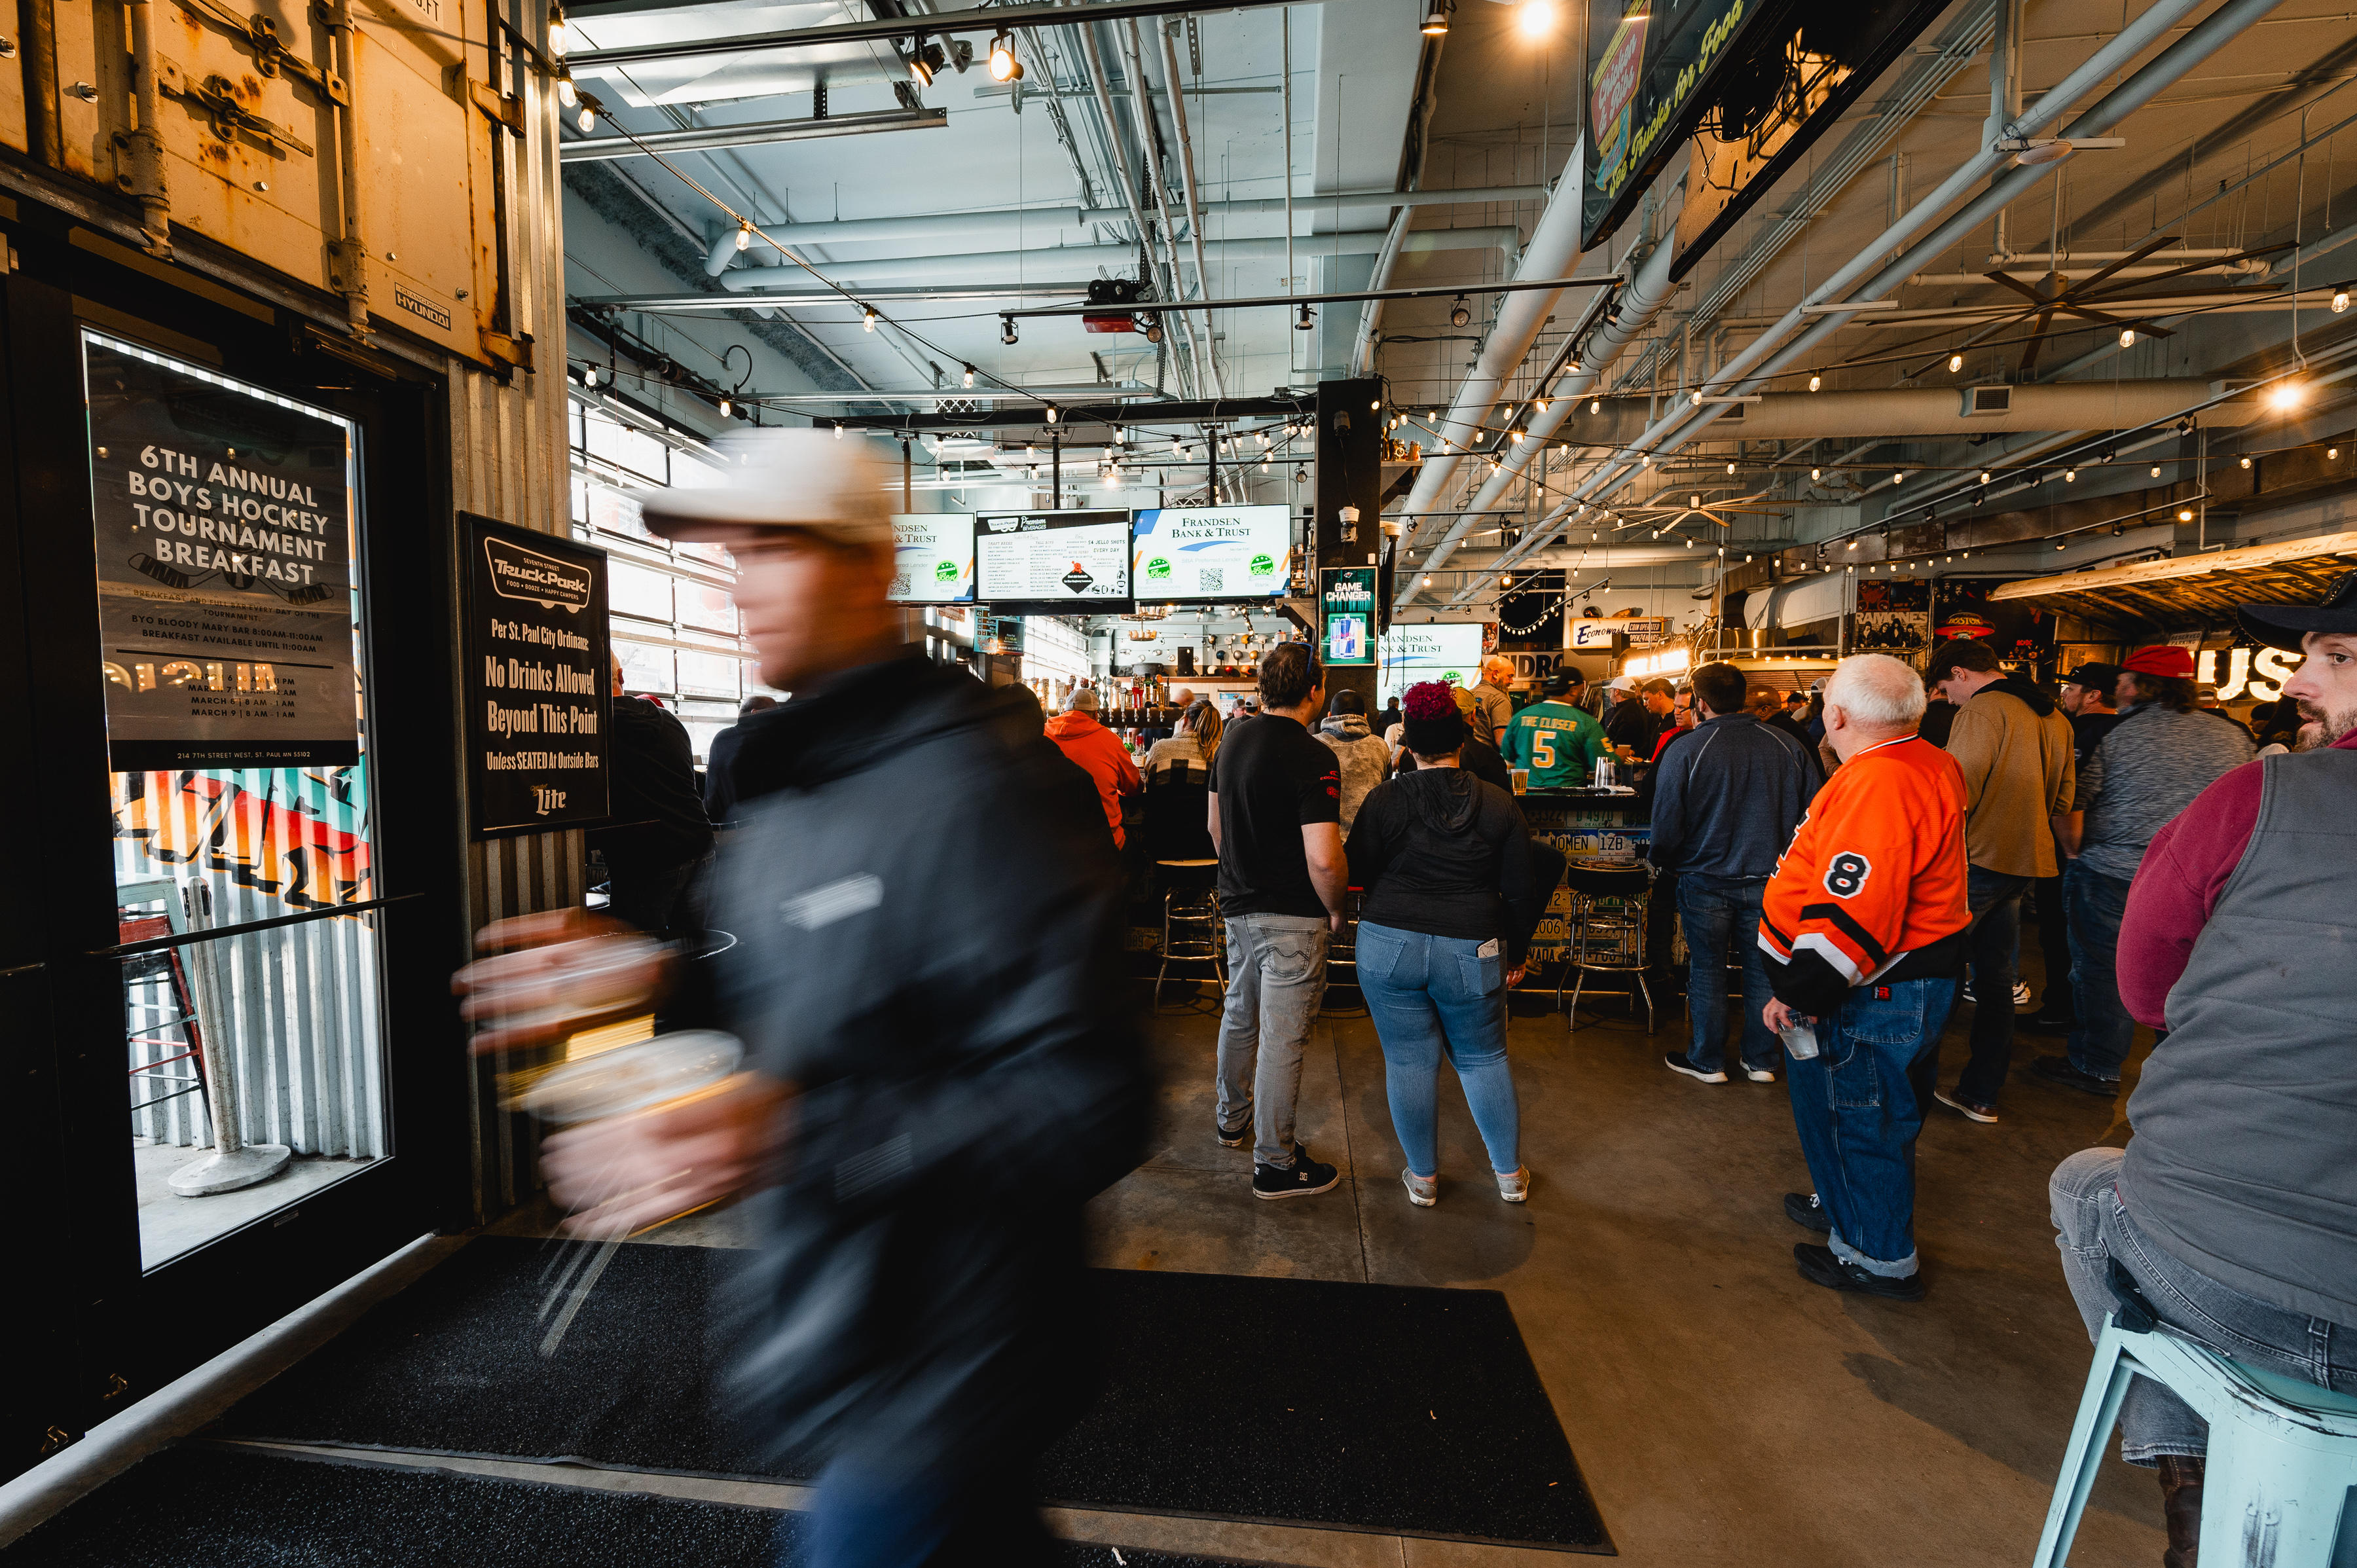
top-left (2050, 1146), bottom-right (2357, 1463)
top-left (1215, 912), bottom-right (1330, 1169)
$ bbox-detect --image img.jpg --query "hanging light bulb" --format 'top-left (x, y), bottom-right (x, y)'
top-left (2151, 464), bottom-right (2163, 477)
top-left (556, 68), bottom-right (577, 107)
top-left (2064, 467), bottom-right (2077, 482)
top-left (580, 364), bottom-right (597, 387)
top-left (1810, 466), bottom-right (1821, 481)
top-left (576, 103), bottom-right (596, 133)
top-left (1947, 354), bottom-right (1964, 373)
top-left (1590, 399), bottom-right (1601, 414)
top-left (862, 304), bottom-right (877, 332)
top-left (2120, 328), bottom-right (2137, 347)
top-left (1981, 470), bottom-right (1992, 483)
top-left (1511, 427), bottom-right (1525, 444)
top-left (1045, 404), bottom-right (1059, 424)
top-left (962, 363), bottom-right (976, 389)
top-left (987, 28), bottom-right (1023, 81)
top-left (1808, 374), bottom-right (1821, 392)
top-left (1726, 460), bottom-right (1736, 475)
top-left (2240, 454), bottom-right (2254, 469)
top-left (547, 6), bottom-right (568, 55)
top-left (734, 219), bottom-right (752, 253)
top-left (718, 396), bottom-right (732, 418)
top-left (2337, 289), bottom-right (2352, 314)
top-left (1535, 394), bottom-right (1550, 412)
top-left (834, 423), bottom-right (844, 440)
top-left (1891, 471), bottom-right (1905, 485)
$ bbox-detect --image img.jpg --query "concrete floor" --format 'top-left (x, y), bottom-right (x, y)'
top-left (1095, 965), bottom-right (2165, 1568)
top-left (134, 1144), bottom-right (375, 1272)
top-left (481, 945), bottom-right (2166, 1567)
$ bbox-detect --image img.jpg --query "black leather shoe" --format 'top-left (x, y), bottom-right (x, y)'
top-left (1795, 1243), bottom-right (1925, 1300)
top-left (1784, 1192), bottom-right (1833, 1232)
top-left (2029, 1054), bottom-right (2122, 1098)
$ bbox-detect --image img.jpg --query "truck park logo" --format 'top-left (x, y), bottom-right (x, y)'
top-left (482, 537), bottom-right (594, 611)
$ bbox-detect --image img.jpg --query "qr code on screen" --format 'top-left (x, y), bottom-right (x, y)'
top-left (1199, 568), bottom-right (1223, 592)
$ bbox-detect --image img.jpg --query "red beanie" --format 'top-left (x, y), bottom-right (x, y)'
top-left (2121, 645), bottom-right (2196, 679)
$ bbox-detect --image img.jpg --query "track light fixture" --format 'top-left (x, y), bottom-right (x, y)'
top-left (1296, 302), bottom-right (1315, 331)
top-left (1001, 318), bottom-right (1018, 345)
top-left (987, 29), bottom-right (1023, 81)
top-left (1421, 0), bottom-right (1450, 35)
top-left (1449, 295), bottom-right (1472, 329)
top-left (907, 35), bottom-right (948, 86)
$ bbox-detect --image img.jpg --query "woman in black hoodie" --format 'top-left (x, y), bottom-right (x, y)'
top-left (1345, 682), bottom-right (1554, 1207)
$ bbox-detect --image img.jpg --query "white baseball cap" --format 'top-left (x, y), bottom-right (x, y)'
top-left (1607, 674), bottom-right (1639, 691)
top-left (630, 428), bottom-right (893, 545)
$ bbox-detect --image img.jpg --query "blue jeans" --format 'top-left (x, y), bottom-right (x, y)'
top-left (1675, 874), bottom-right (1780, 1074)
top-left (2050, 1148), bottom-right (2357, 1463)
top-left (1355, 921), bottom-right (1521, 1177)
top-left (1784, 978), bottom-right (1954, 1277)
top-left (1952, 866), bottom-right (2030, 1104)
top-left (796, 1453), bottom-right (1055, 1567)
top-left (2063, 862), bottom-right (2136, 1080)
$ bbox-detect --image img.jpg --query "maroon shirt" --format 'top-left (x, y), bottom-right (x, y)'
top-left (2119, 727), bottom-right (2357, 1025)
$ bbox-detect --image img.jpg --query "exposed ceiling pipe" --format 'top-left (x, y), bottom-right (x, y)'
top-left (1352, 27), bottom-right (1446, 375)
top-left (1480, 381), bottom-right (2264, 443)
top-left (1398, 232), bottom-right (1680, 602)
top-left (563, 108), bottom-right (947, 164)
top-left (1074, 16), bottom-right (1199, 395)
top-left (1117, 16), bottom-right (1211, 394)
top-left (710, 231), bottom-right (1510, 290)
top-left (1154, 16), bottom-right (1224, 397)
top-left (1452, 0), bottom-right (2276, 605)
top-left (1391, 136), bottom-right (1592, 544)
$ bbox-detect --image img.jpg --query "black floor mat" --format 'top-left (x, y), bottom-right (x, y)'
top-left (0, 1446), bottom-right (1241, 1568)
top-left (210, 1238), bottom-right (1609, 1551)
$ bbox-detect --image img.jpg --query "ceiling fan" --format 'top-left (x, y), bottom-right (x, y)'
top-left (1891, 235), bottom-right (2295, 378)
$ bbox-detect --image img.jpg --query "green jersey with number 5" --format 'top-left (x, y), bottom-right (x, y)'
top-left (1501, 699), bottom-right (1612, 789)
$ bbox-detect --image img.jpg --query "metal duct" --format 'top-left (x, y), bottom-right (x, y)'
top-left (1391, 139), bottom-right (1592, 538)
top-left (1455, 0), bottom-right (2276, 605)
top-left (712, 229), bottom-right (1515, 290)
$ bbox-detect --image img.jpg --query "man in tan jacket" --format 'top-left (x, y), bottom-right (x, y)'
top-left (1923, 638), bottom-right (2075, 1123)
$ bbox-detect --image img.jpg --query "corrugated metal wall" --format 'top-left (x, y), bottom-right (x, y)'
top-left (453, 59), bottom-right (579, 1219)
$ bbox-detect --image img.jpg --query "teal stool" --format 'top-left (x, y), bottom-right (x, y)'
top-left (2034, 1313), bottom-right (2357, 1567)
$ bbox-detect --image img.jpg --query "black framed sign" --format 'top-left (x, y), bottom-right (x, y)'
top-left (460, 512), bottom-right (612, 836)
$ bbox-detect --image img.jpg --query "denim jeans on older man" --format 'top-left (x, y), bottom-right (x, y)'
top-left (1675, 873), bottom-right (1780, 1076)
top-left (2049, 1146), bottom-right (2357, 1463)
top-left (1784, 977), bottom-right (1954, 1278)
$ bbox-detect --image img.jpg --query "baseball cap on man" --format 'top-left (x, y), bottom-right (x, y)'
top-left (1542, 672), bottom-right (1577, 696)
top-left (2238, 568), bottom-right (2357, 650)
top-left (629, 428), bottom-right (894, 545)
top-left (2063, 661), bottom-right (2123, 693)
top-left (1607, 674), bottom-right (1639, 692)
top-left (2121, 646), bottom-right (2196, 680)
top-left (1069, 688), bottom-right (1101, 711)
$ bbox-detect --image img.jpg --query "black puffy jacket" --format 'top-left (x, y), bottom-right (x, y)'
top-left (705, 651), bottom-right (1149, 1470)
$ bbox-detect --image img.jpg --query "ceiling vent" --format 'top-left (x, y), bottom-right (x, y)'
top-left (1961, 385), bottom-right (2013, 416)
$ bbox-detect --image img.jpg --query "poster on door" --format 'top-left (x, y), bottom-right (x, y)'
top-left (84, 333), bottom-right (361, 773)
top-left (462, 513), bottom-right (614, 837)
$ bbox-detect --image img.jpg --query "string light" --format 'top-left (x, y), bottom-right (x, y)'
top-left (1947, 354), bottom-right (1964, 373)
top-left (1808, 374), bottom-right (1821, 392)
top-left (862, 304), bottom-right (877, 331)
top-left (962, 363), bottom-right (976, 389)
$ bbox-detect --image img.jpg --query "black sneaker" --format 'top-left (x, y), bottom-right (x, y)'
top-left (1794, 1243), bottom-right (1925, 1302)
top-left (1253, 1145), bottom-right (1342, 1200)
top-left (2029, 1055), bottom-right (2123, 1098)
top-left (1784, 1192), bottom-right (1832, 1233)
top-left (1663, 1053), bottom-right (1728, 1084)
top-left (2023, 1009), bottom-right (2076, 1034)
top-left (1215, 1119), bottom-right (1249, 1148)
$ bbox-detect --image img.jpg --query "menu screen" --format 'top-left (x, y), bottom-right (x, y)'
top-left (1131, 504), bottom-right (1292, 599)
top-left (975, 509), bottom-right (1133, 615)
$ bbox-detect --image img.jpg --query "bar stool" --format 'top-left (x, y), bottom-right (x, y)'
top-left (2034, 1313), bottom-right (2357, 1567)
top-left (1556, 862), bottom-right (1655, 1033)
top-left (1154, 860), bottom-right (1224, 1012)
top-left (1321, 887), bottom-right (1366, 1014)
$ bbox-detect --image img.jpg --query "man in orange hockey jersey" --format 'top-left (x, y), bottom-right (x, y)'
top-left (1760, 654), bottom-right (1971, 1300)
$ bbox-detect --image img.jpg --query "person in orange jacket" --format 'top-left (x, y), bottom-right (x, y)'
top-left (1046, 687), bottom-right (1142, 848)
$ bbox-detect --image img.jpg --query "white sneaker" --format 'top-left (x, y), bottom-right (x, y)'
top-left (1744, 1065), bottom-right (1778, 1083)
top-left (1496, 1167), bottom-right (1530, 1203)
top-left (1402, 1168), bottom-right (1438, 1207)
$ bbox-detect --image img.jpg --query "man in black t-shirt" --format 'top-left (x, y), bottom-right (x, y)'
top-left (1208, 642), bottom-right (1347, 1199)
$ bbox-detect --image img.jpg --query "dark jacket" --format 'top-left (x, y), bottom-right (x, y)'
top-left (708, 653), bottom-right (1150, 1469)
top-left (1395, 732), bottom-right (1516, 797)
top-left (704, 720), bottom-right (752, 826)
top-left (593, 695), bottom-right (714, 869)
top-left (1345, 769), bottom-right (1552, 964)
top-left (1647, 714), bottom-right (1821, 881)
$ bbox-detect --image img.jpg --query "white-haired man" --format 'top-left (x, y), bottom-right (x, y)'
top-left (1471, 655), bottom-right (1518, 749)
top-left (1760, 653), bottom-right (1971, 1300)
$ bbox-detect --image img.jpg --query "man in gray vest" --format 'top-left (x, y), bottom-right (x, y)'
top-left (2048, 571), bottom-right (2357, 1568)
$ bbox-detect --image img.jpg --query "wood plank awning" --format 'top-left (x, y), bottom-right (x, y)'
top-left (1988, 530), bottom-right (2357, 629)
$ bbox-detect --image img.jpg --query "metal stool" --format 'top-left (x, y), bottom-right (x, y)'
top-left (1321, 888), bottom-right (1366, 1013)
top-left (1556, 862), bottom-right (1655, 1032)
top-left (2035, 1313), bottom-right (2357, 1567)
top-left (1154, 860), bottom-right (1224, 1011)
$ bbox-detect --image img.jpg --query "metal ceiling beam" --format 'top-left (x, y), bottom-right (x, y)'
top-left (830, 396), bottom-right (1312, 429)
top-left (574, 284), bottom-right (1101, 310)
top-left (566, 0), bottom-right (1342, 71)
top-left (561, 108), bottom-right (947, 162)
top-left (1002, 272), bottom-right (1619, 319)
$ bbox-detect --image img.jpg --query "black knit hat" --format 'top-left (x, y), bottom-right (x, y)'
top-left (1401, 681), bottom-right (1466, 756)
